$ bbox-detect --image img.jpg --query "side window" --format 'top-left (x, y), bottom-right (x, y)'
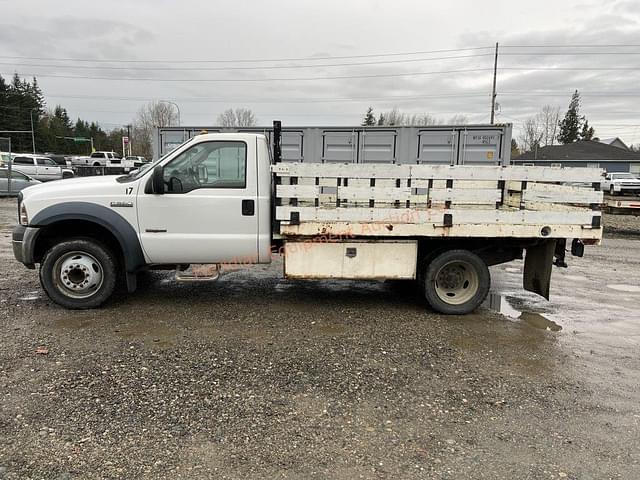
top-left (10, 171), bottom-right (27, 180)
top-left (163, 141), bottom-right (247, 194)
top-left (37, 158), bottom-right (54, 166)
top-left (90, 152), bottom-right (102, 158)
top-left (13, 157), bottom-right (33, 165)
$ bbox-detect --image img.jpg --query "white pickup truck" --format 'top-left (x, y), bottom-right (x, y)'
top-left (601, 172), bottom-right (640, 195)
top-left (11, 154), bottom-right (75, 181)
top-left (12, 122), bottom-right (603, 313)
top-left (71, 151), bottom-right (120, 167)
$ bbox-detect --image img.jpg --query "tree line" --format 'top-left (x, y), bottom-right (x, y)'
top-left (0, 74), bottom-right (128, 155)
top-left (360, 90), bottom-right (610, 156)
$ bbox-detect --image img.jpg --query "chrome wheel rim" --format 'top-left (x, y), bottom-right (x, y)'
top-left (434, 260), bottom-right (479, 306)
top-left (53, 251), bottom-right (104, 299)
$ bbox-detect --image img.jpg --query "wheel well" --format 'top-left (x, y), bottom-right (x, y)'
top-left (417, 238), bottom-right (527, 267)
top-left (33, 220), bottom-right (124, 266)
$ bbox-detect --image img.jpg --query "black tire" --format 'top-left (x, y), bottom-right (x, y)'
top-left (421, 249), bottom-right (490, 315)
top-left (39, 238), bottom-right (117, 309)
top-left (609, 185), bottom-right (615, 195)
top-left (62, 171), bottom-right (74, 179)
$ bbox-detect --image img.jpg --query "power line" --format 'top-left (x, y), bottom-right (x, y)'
top-left (500, 51), bottom-right (640, 56)
top-left (1, 68), bottom-right (494, 82)
top-left (0, 46), bottom-right (494, 64)
top-left (500, 67), bottom-right (640, 71)
top-left (501, 44), bottom-right (640, 48)
top-left (40, 90), bottom-right (640, 106)
top-left (0, 53), bottom-right (494, 71)
top-left (46, 92), bottom-right (492, 103)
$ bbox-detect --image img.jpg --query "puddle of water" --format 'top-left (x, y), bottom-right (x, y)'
top-left (18, 295), bottom-right (40, 301)
top-left (486, 293), bottom-right (562, 332)
top-left (18, 290), bottom-right (41, 301)
top-left (560, 274), bottom-right (588, 282)
top-left (504, 267), bottom-right (521, 273)
top-left (606, 284), bottom-right (640, 293)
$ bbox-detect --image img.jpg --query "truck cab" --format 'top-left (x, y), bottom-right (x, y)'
top-left (13, 133), bottom-right (272, 308)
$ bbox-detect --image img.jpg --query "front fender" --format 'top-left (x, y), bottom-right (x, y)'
top-left (30, 202), bottom-right (146, 273)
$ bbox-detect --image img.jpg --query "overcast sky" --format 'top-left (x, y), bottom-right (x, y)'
top-left (1, 0), bottom-right (639, 145)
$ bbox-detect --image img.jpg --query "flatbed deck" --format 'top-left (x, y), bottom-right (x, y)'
top-left (273, 164), bottom-right (604, 241)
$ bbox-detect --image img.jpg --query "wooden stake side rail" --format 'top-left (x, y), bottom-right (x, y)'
top-left (272, 164), bottom-right (604, 240)
top-left (271, 164), bottom-right (604, 183)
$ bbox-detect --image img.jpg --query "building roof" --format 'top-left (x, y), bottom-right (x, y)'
top-left (514, 140), bottom-right (640, 162)
top-left (598, 137), bottom-right (629, 150)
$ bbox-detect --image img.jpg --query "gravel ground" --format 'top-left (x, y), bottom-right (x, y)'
top-left (602, 212), bottom-right (640, 238)
top-left (0, 197), bottom-right (639, 479)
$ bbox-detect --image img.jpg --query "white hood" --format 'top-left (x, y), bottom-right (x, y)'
top-left (21, 174), bottom-right (143, 224)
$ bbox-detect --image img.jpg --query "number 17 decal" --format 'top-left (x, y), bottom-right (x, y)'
top-left (125, 187), bottom-right (133, 195)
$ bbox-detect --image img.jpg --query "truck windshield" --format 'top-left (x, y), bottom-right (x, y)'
top-left (117, 137), bottom-right (196, 183)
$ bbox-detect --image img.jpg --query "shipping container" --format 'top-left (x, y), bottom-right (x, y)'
top-left (153, 124), bottom-right (513, 166)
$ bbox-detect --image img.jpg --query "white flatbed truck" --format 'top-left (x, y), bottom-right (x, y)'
top-left (12, 122), bottom-right (604, 314)
top-left (603, 194), bottom-right (640, 216)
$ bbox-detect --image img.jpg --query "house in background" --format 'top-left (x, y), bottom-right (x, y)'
top-left (597, 137), bottom-right (629, 150)
top-left (512, 140), bottom-right (640, 174)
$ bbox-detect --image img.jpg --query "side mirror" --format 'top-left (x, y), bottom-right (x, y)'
top-left (151, 165), bottom-right (165, 194)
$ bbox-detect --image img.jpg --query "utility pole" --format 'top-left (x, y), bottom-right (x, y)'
top-left (127, 124), bottom-right (132, 156)
top-left (490, 42), bottom-right (499, 124)
top-left (30, 108), bottom-right (37, 153)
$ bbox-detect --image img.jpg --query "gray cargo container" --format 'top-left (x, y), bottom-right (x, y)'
top-left (153, 124), bottom-right (513, 166)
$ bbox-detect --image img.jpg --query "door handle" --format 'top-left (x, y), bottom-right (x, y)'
top-left (242, 199), bottom-right (255, 216)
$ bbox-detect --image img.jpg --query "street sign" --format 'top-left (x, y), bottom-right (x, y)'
top-left (123, 136), bottom-right (129, 145)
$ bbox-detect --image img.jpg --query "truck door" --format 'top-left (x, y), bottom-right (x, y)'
top-left (136, 139), bottom-right (259, 264)
top-left (36, 157), bottom-right (59, 180)
top-left (12, 157), bottom-right (38, 179)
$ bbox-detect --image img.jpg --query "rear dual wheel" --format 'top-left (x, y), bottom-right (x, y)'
top-left (421, 249), bottom-right (490, 315)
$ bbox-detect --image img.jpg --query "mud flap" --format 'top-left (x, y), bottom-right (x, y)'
top-left (523, 240), bottom-right (556, 300)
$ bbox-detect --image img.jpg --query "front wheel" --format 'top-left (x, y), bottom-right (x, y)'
top-left (422, 249), bottom-right (490, 315)
top-left (609, 185), bottom-right (615, 195)
top-left (40, 238), bottom-right (117, 309)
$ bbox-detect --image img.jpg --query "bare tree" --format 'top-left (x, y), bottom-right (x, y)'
top-left (447, 114), bottom-right (469, 125)
top-left (538, 105), bottom-right (560, 147)
top-left (217, 108), bottom-right (256, 127)
top-left (519, 116), bottom-right (544, 153)
top-left (131, 101), bottom-right (180, 158)
top-left (379, 107), bottom-right (406, 126)
top-left (408, 113), bottom-right (441, 126)
top-left (378, 108), bottom-right (444, 126)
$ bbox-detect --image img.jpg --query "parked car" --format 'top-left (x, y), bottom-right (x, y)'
top-left (43, 153), bottom-right (72, 168)
top-left (11, 154), bottom-right (74, 181)
top-left (125, 156), bottom-right (147, 164)
top-left (0, 152), bottom-right (11, 167)
top-left (0, 167), bottom-right (40, 195)
top-left (601, 172), bottom-right (640, 195)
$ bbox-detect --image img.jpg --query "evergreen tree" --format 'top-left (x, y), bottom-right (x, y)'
top-left (362, 107), bottom-right (376, 126)
top-left (557, 90), bottom-right (582, 144)
top-left (510, 138), bottom-right (520, 157)
top-left (557, 90), bottom-right (595, 144)
top-left (580, 120), bottom-right (595, 141)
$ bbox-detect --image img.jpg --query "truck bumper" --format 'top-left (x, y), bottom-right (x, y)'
top-left (12, 225), bottom-right (39, 269)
